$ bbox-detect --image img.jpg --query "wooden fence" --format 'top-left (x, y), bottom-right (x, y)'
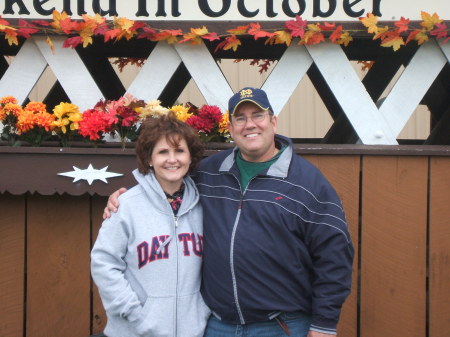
top-left (1, 148), bottom-right (449, 337)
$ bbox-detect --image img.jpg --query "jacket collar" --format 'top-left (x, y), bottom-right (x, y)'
top-left (219, 134), bottom-right (292, 178)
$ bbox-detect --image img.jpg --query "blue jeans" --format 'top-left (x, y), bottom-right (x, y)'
top-left (204, 312), bottom-right (311, 337)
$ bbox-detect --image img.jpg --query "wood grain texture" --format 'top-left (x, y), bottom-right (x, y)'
top-left (304, 155), bottom-right (360, 337)
top-left (361, 156), bottom-right (428, 337)
top-left (429, 157), bottom-right (450, 337)
top-left (26, 194), bottom-right (90, 337)
top-left (0, 194), bottom-right (25, 337)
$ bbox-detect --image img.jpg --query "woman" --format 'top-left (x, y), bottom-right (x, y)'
top-left (91, 112), bottom-right (210, 337)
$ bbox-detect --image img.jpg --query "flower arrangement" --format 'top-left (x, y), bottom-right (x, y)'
top-left (0, 95), bottom-right (231, 148)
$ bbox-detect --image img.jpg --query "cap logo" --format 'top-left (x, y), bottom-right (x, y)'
top-left (239, 88), bottom-right (254, 99)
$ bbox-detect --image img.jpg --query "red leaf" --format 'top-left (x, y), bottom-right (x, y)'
top-left (130, 22), bottom-right (146, 31)
top-left (202, 32), bottom-right (220, 42)
top-left (63, 36), bottom-right (83, 48)
top-left (318, 22), bottom-right (336, 31)
top-left (93, 22), bottom-right (109, 36)
top-left (0, 18), bottom-right (10, 26)
top-left (137, 26), bottom-right (157, 40)
top-left (285, 15), bottom-right (307, 38)
top-left (394, 17), bottom-right (410, 33)
top-left (430, 22), bottom-right (448, 39)
top-left (31, 20), bottom-right (52, 27)
top-left (17, 19), bottom-right (39, 38)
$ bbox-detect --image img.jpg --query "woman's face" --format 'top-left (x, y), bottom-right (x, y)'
top-left (149, 136), bottom-right (191, 194)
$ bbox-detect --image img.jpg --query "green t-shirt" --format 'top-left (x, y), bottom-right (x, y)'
top-left (236, 144), bottom-right (286, 190)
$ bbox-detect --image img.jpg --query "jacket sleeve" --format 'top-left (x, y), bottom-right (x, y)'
top-left (91, 213), bottom-right (144, 326)
top-left (303, 180), bottom-right (354, 334)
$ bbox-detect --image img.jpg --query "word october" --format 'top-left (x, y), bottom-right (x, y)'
top-left (2, 0), bottom-right (383, 19)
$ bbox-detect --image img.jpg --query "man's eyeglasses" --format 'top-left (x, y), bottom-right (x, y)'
top-left (232, 111), bottom-right (270, 126)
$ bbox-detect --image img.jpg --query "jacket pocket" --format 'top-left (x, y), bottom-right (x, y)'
top-left (177, 291), bottom-right (211, 337)
top-left (132, 295), bottom-right (175, 337)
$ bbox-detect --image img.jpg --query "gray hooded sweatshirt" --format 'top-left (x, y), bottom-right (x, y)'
top-left (91, 169), bottom-right (210, 337)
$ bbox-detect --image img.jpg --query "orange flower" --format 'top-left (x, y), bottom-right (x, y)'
top-left (219, 112), bottom-right (230, 134)
top-left (0, 107), bottom-right (5, 121)
top-left (16, 110), bottom-right (35, 134)
top-left (34, 112), bottom-right (55, 131)
top-left (3, 103), bottom-right (23, 117)
top-left (0, 96), bottom-right (18, 105)
top-left (24, 101), bottom-right (47, 114)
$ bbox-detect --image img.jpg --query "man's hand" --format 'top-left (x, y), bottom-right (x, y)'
top-left (308, 331), bottom-right (336, 337)
top-left (103, 187), bottom-right (127, 219)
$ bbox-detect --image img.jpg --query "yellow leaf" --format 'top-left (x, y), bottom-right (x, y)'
top-left (274, 30), bottom-right (292, 46)
top-left (381, 36), bottom-right (405, 51)
top-left (373, 25), bottom-right (389, 40)
top-left (307, 23), bottom-right (321, 32)
top-left (420, 11), bottom-right (442, 31)
top-left (46, 36), bottom-right (55, 54)
top-left (414, 31), bottom-right (429, 45)
top-left (360, 13), bottom-right (379, 34)
top-left (191, 26), bottom-right (209, 36)
top-left (339, 32), bottom-right (353, 46)
top-left (82, 13), bottom-right (106, 25)
top-left (114, 17), bottom-right (135, 31)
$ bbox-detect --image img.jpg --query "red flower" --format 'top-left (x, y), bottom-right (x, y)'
top-left (78, 108), bottom-right (110, 140)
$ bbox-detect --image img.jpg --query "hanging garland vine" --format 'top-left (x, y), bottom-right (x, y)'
top-left (0, 10), bottom-right (447, 54)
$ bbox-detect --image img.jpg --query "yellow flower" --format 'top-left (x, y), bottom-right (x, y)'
top-left (52, 102), bottom-right (82, 133)
top-left (138, 100), bottom-right (170, 119)
top-left (219, 112), bottom-right (230, 134)
top-left (171, 104), bottom-right (192, 122)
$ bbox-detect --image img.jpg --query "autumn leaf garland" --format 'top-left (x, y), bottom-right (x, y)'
top-left (0, 10), bottom-right (447, 52)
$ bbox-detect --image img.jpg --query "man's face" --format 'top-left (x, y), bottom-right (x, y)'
top-left (228, 101), bottom-right (277, 163)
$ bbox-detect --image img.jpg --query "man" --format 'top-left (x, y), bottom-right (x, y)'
top-left (104, 87), bottom-right (354, 337)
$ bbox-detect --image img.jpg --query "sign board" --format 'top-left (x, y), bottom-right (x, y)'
top-left (0, 0), bottom-right (448, 22)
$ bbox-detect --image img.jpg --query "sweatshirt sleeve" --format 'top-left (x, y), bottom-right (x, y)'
top-left (91, 213), bottom-right (144, 326)
top-left (304, 179), bottom-right (354, 334)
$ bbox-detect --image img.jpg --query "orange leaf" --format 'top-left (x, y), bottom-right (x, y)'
top-left (285, 15), bottom-right (307, 38)
top-left (50, 10), bottom-right (70, 31)
top-left (151, 30), bottom-right (181, 44)
top-left (248, 23), bottom-right (273, 40)
top-left (5, 28), bottom-right (18, 46)
top-left (406, 30), bottom-right (421, 44)
top-left (420, 11), bottom-right (442, 31)
top-left (329, 26), bottom-right (343, 43)
top-left (394, 17), bottom-right (410, 33)
top-left (46, 36), bottom-right (55, 54)
top-left (104, 29), bottom-right (121, 42)
top-left (360, 13), bottom-right (378, 34)
top-left (338, 31), bottom-right (353, 46)
top-left (227, 25), bottom-right (248, 35)
top-left (222, 35), bottom-right (241, 52)
top-left (300, 30), bottom-right (324, 45)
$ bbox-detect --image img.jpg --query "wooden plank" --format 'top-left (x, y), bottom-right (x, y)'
top-left (304, 155), bottom-right (360, 337)
top-left (429, 157), bottom-right (450, 337)
top-left (360, 156), bottom-right (428, 337)
top-left (306, 42), bottom-right (398, 145)
top-left (379, 40), bottom-right (447, 137)
top-left (262, 42), bottom-right (312, 116)
top-left (0, 194), bottom-right (25, 337)
top-left (91, 196), bottom-right (108, 334)
top-left (126, 42), bottom-right (183, 100)
top-left (0, 39), bottom-right (47, 104)
top-left (33, 36), bottom-right (104, 111)
top-left (27, 195), bottom-right (90, 337)
top-left (174, 42), bottom-right (233, 112)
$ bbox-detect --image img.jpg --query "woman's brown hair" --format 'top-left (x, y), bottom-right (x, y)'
top-left (136, 112), bottom-right (204, 175)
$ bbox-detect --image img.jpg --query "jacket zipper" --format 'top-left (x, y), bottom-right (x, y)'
top-left (229, 174), bottom-right (247, 324)
top-left (174, 215), bottom-right (179, 336)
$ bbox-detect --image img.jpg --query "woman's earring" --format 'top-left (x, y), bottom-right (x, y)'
top-left (149, 164), bottom-right (153, 168)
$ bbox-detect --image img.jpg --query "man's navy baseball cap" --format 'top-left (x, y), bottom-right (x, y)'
top-left (228, 87), bottom-right (274, 115)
